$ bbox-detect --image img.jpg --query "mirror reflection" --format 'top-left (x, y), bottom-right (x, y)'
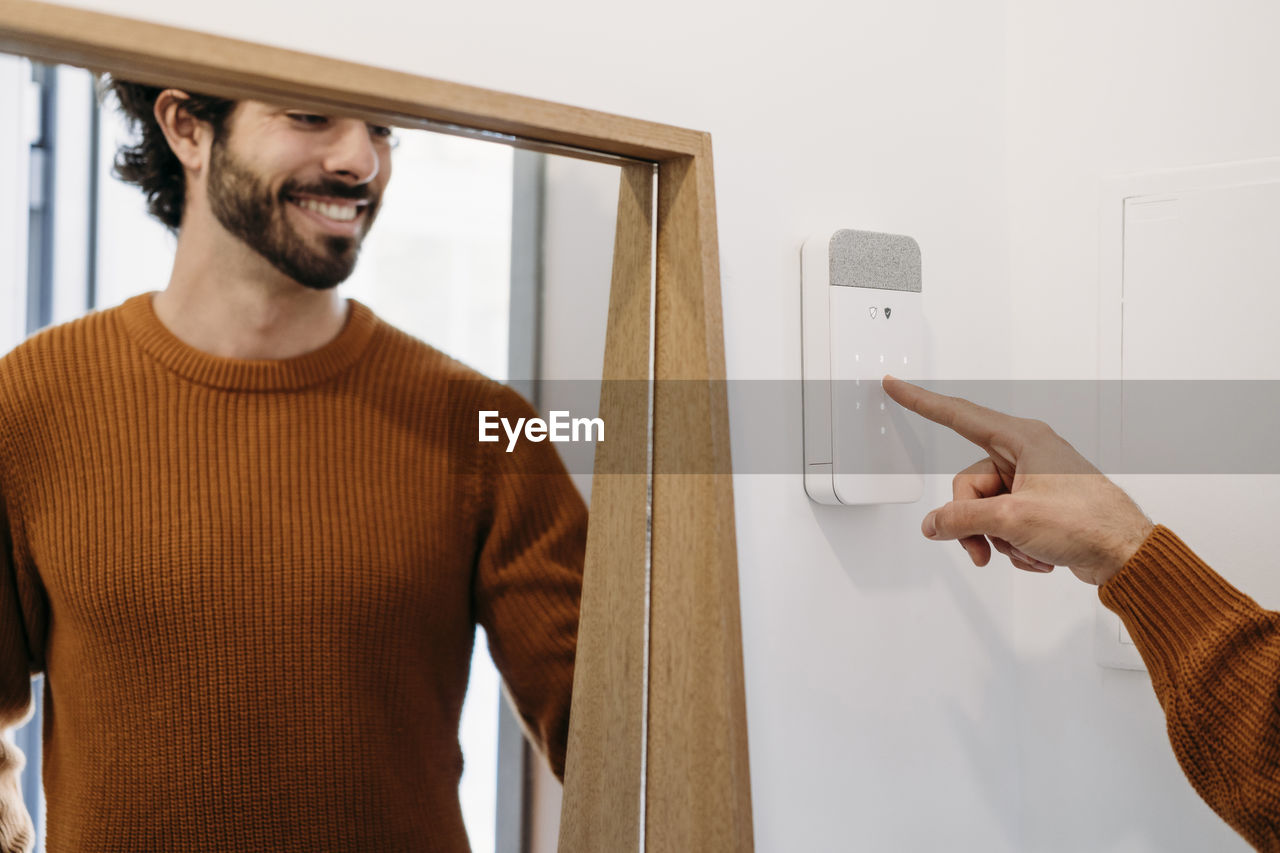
top-left (0, 54), bottom-right (636, 853)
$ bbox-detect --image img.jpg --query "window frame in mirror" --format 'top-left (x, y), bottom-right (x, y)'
top-left (0, 2), bottom-right (753, 851)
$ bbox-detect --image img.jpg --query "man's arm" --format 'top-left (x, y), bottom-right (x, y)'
top-left (883, 375), bottom-right (1280, 849)
top-left (470, 385), bottom-right (587, 780)
top-left (1101, 527), bottom-right (1280, 849)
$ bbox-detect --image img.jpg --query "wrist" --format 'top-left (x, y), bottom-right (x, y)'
top-left (1101, 519), bottom-right (1156, 585)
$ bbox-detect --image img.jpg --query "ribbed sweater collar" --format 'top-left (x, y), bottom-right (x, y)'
top-left (119, 291), bottom-right (379, 392)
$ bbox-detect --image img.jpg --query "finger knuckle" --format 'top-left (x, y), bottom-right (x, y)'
top-left (990, 497), bottom-right (1018, 530)
top-left (943, 395), bottom-right (973, 424)
top-left (989, 428), bottom-right (1018, 451)
top-left (1026, 418), bottom-right (1057, 439)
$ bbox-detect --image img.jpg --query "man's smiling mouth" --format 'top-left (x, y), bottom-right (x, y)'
top-left (286, 194), bottom-right (369, 224)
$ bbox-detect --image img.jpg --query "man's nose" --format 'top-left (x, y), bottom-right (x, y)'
top-left (323, 118), bottom-right (380, 184)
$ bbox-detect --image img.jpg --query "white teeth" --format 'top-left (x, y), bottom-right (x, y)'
top-left (295, 198), bottom-right (359, 222)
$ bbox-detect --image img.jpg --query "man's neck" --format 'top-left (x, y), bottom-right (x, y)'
top-left (154, 216), bottom-right (348, 361)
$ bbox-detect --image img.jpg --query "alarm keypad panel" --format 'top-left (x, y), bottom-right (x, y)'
top-left (802, 227), bottom-right (925, 505)
top-left (829, 286), bottom-right (924, 505)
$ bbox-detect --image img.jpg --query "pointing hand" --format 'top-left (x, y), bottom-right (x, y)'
top-left (882, 376), bottom-right (1155, 586)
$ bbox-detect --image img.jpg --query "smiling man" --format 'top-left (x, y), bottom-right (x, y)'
top-left (0, 81), bottom-right (586, 853)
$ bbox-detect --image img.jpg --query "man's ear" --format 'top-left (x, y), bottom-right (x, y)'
top-left (153, 89), bottom-right (212, 173)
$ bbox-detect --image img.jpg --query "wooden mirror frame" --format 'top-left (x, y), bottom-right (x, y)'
top-left (0, 1), bottom-right (753, 850)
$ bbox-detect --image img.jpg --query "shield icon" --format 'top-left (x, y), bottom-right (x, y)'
top-left (868, 307), bottom-right (877, 319)
top-left (884, 307), bottom-right (892, 319)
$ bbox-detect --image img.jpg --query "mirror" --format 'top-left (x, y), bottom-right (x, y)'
top-left (0, 51), bottom-right (650, 853)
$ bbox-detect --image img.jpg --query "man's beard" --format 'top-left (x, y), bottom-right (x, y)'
top-left (205, 139), bottom-right (380, 291)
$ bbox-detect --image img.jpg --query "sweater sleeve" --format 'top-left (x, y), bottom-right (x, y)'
top-left (471, 387), bottom-right (587, 781)
top-left (0, 495), bottom-right (35, 852)
top-left (1099, 525), bottom-right (1280, 849)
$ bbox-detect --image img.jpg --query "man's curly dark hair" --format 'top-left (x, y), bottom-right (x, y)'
top-left (100, 77), bottom-right (237, 232)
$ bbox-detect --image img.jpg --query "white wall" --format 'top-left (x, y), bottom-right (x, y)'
top-left (530, 153), bottom-right (621, 850)
top-left (1007, 2), bottom-right (1280, 851)
top-left (539, 153), bottom-right (618, 505)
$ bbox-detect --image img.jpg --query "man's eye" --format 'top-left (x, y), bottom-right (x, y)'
top-left (368, 124), bottom-right (400, 148)
top-left (288, 113), bottom-right (331, 127)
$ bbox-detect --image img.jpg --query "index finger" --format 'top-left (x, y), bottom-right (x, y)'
top-left (882, 375), bottom-right (1017, 450)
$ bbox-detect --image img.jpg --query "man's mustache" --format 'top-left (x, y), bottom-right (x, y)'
top-left (281, 181), bottom-right (375, 202)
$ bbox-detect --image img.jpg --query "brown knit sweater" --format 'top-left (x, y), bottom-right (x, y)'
top-left (0, 293), bottom-right (587, 852)
top-left (1101, 525), bottom-right (1280, 849)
